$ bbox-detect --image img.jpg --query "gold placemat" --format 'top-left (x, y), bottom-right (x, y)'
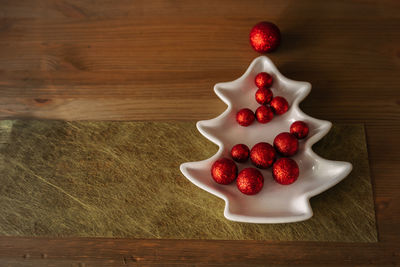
top-left (0, 120), bottom-right (376, 242)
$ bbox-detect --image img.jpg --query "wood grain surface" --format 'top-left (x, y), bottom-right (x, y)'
top-left (0, 0), bottom-right (399, 265)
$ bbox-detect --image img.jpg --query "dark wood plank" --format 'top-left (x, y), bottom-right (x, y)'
top-left (0, 237), bottom-right (399, 266)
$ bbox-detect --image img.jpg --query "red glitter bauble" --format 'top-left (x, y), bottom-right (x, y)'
top-left (236, 108), bottom-right (255, 127)
top-left (255, 72), bottom-right (273, 89)
top-left (255, 88), bottom-right (273, 105)
top-left (273, 132), bottom-right (299, 156)
top-left (249, 21), bottom-right (281, 53)
top-left (255, 105), bottom-right (274, 124)
top-left (270, 96), bottom-right (289, 115)
top-left (231, 144), bottom-right (250, 163)
top-left (211, 158), bottom-right (238, 185)
top-left (237, 168), bottom-right (264, 195)
top-left (250, 142), bottom-right (276, 169)
top-left (273, 158), bottom-right (299, 185)
top-left (290, 121), bottom-right (309, 139)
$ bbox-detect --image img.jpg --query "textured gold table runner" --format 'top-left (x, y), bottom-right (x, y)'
top-left (0, 120), bottom-right (376, 242)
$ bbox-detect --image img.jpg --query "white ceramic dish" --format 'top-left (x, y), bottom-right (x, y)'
top-left (180, 56), bottom-right (352, 223)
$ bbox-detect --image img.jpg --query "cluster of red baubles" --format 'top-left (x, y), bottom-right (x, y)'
top-left (211, 72), bottom-right (309, 195)
top-left (211, 21), bottom-right (311, 196)
top-left (236, 72), bottom-right (289, 127)
top-left (211, 119), bottom-right (309, 195)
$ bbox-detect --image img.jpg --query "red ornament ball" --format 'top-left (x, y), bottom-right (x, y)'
top-left (237, 168), bottom-right (264, 195)
top-left (231, 144), bottom-right (250, 163)
top-left (250, 142), bottom-right (276, 169)
top-left (249, 21), bottom-right (281, 53)
top-left (255, 88), bottom-right (273, 105)
top-left (290, 121), bottom-right (309, 139)
top-left (211, 158), bottom-right (238, 185)
top-left (255, 72), bottom-right (273, 89)
top-left (273, 158), bottom-right (299, 185)
top-left (270, 96), bottom-right (289, 115)
top-left (255, 105), bottom-right (274, 124)
top-left (273, 132), bottom-right (299, 156)
top-left (236, 108), bottom-right (255, 127)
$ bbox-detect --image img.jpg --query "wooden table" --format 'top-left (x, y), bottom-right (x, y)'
top-left (0, 0), bottom-right (399, 265)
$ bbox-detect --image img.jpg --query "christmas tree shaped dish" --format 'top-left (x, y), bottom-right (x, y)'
top-left (180, 56), bottom-right (352, 223)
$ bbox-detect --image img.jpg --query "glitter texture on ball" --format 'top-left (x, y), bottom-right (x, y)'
top-left (255, 105), bottom-right (274, 124)
top-left (237, 168), bottom-right (264, 195)
top-left (290, 121), bottom-right (309, 139)
top-left (270, 96), bottom-right (289, 115)
top-left (255, 72), bottom-right (273, 89)
top-left (250, 142), bottom-right (276, 169)
top-left (255, 88), bottom-right (273, 105)
top-left (249, 21), bottom-right (281, 53)
top-left (211, 158), bottom-right (238, 185)
top-left (231, 144), bottom-right (250, 163)
top-left (273, 132), bottom-right (299, 156)
top-left (236, 108), bottom-right (255, 127)
top-left (273, 158), bottom-right (299, 185)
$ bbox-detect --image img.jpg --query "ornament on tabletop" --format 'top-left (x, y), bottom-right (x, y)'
top-left (249, 21), bottom-right (281, 53)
